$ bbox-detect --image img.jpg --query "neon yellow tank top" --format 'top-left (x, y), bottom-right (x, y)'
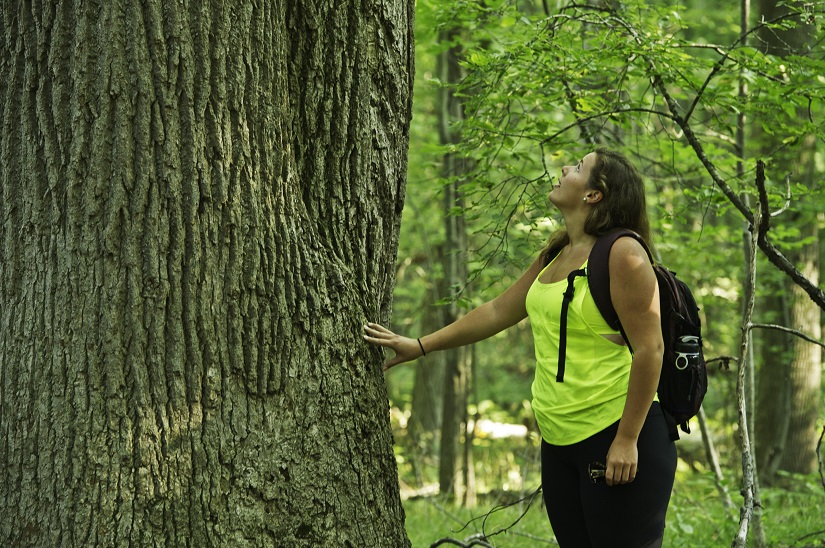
top-left (525, 256), bottom-right (633, 445)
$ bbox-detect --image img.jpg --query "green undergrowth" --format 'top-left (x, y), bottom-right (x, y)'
top-left (395, 422), bottom-right (825, 547)
top-left (403, 468), bottom-right (825, 547)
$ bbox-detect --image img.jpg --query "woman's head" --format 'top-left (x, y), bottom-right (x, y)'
top-left (583, 147), bottom-right (651, 245)
top-left (541, 148), bottom-right (652, 262)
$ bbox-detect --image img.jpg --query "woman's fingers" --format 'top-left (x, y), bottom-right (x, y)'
top-left (362, 323), bottom-right (393, 346)
top-left (363, 323), bottom-right (419, 370)
top-left (365, 322), bottom-right (392, 334)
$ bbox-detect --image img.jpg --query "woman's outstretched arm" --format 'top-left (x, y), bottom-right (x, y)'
top-left (363, 255), bottom-right (545, 370)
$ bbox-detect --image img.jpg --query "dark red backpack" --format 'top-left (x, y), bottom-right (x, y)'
top-left (549, 229), bottom-right (708, 440)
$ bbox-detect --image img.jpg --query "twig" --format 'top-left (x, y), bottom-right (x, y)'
top-left (770, 173), bottom-right (792, 218)
top-left (682, 10), bottom-right (813, 123)
top-left (706, 356), bottom-right (736, 370)
top-left (431, 534), bottom-right (494, 548)
top-left (481, 487), bottom-right (543, 538)
top-left (697, 406), bottom-right (736, 512)
top-left (796, 528), bottom-right (825, 543)
top-left (443, 487), bottom-right (544, 537)
top-left (429, 488), bottom-right (546, 548)
top-left (539, 108), bottom-right (675, 146)
top-left (817, 426), bottom-right (825, 494)
top-left (428, 497), bottom-right (474, 529)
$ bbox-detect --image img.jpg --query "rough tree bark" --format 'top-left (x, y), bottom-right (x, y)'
top-left (0, 1), bottom-right (413, 546)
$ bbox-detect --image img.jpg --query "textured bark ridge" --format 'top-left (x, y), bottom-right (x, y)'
top-left (0, 1), bottom-right (413, 546)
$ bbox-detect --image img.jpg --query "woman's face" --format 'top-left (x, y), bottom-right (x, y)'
top-left (550, 152), bottom-right (597, 206)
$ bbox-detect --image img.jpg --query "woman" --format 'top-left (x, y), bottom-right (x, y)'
top-left (363, 148), bottom-right (676, 547)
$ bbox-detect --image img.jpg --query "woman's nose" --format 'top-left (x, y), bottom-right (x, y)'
top-left (561, 166), bottom-right (569, 176)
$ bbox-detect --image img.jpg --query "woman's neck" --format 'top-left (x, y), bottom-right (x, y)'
top-left (562, 218), bottom-right (596, 250)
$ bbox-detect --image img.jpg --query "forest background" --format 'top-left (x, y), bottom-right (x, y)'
top-left (388, 0), bottom-right (825, 546)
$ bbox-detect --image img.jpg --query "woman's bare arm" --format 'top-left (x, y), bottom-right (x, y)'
top-left (604, 236), bottom-right (664, 486)
top-left (364, 255), bottom-right (545, 370)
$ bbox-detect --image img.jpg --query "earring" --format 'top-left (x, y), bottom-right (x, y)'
top-left (582, 197), bottom-right (587, 202)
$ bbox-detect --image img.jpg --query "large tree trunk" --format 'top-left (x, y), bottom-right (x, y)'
top-left (0, 1), bottom-right (413, 546)
top-left (753, 0), bottom-right (821, 479)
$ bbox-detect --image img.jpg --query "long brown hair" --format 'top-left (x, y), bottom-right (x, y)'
top-left (540, 148), bottom-right (653, 264)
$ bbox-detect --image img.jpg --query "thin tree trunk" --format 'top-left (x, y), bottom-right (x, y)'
top-left (409, 287), bottom-right (446, 466)
top-left (0, 1), bottom-right (414, 546)
top-left (436, 32), bottom-right (475, 505)
top-left (733, 205), bottom-right (762, 548)
top-left (780, 182), bottom-right (821, 472)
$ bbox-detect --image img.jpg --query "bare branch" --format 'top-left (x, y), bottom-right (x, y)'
top-left (750, 323), bottom-right (825, 350)
top-left (647, 48), bottom-right (825, 313)
top-left (755, 222), bottom-right (825, 309)
top-left (706, 356), bottom-right (736, 370)
top-left (597, 7), bottom-right (825, 312)
top-left (539, 108), bottom-right (676, 146)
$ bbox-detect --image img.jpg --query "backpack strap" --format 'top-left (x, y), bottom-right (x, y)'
top-left (587, 228), bottom-right (655, 336)
top-left (557, 268), bottom-right (587, 382)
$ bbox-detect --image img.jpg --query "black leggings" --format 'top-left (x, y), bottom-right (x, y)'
top-left (541, 402), bottom-right (677, 548)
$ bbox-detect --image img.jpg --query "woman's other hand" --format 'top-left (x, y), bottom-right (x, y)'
top-left (363, 323), bottom-right (424, 370)
top-left (605, 435), bottom-right (639, 487)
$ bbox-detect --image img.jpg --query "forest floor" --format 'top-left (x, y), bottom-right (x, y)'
top-left (394, 417), bottom-right (825, 547)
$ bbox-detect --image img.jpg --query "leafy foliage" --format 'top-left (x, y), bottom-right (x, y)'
top-left (399, 0), bottom-right (825, 355)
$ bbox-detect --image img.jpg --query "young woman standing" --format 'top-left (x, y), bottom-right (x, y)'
top-left (364, 148), bottom-right (677, 547)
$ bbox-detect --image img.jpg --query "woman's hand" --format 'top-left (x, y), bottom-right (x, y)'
top-left (605, 434), bottom-right (638, 487)
top-left (363, 323), bottom-right (425, 370)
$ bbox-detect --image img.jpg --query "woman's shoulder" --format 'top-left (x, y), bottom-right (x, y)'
top-left (607, 235), bottom-right (652, 271)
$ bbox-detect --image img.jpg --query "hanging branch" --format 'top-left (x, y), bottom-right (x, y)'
top-left (603, 8), bottom-right (825, 312)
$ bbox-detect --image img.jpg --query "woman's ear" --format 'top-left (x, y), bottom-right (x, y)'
top-left (585, 190), bottom-right (604, 204)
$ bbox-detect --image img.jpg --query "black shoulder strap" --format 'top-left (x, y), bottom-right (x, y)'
top-left (587, 229), bottom-right (654, 334)
top-left (557, 268), bottom-right (587, 382)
